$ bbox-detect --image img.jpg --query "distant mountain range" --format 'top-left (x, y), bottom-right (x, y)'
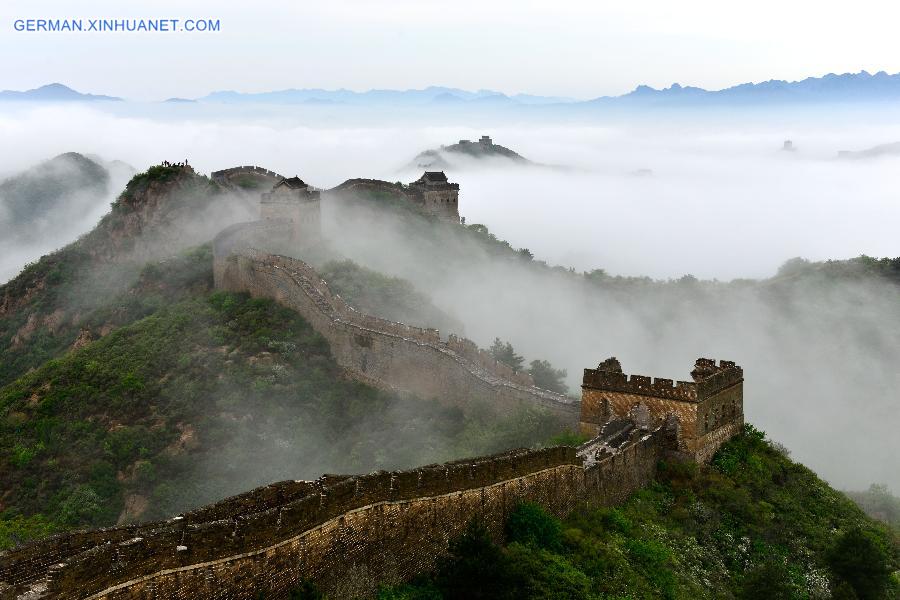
top-left (194, 71), bottom-right (900, 106)
top-left (6, 71), bottom-right (900, 106)
top-left (0, 83), bottom-right (121, 102)
top-left (198, 86), bottom-right (574, 106)
top-left (592, 70), bottom-right (900, 106)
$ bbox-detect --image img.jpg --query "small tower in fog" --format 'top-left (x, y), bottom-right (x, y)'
top-left (260, 177), bottom-right (321, 245)
top-left (407, 171), bottom-right (460, 224)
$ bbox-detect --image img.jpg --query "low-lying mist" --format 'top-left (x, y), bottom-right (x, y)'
top-left (1, 101), bottom-right (898, 493)
top-left (4, 103), bottom-right (900, 281)
top-left (324, 197), bottom-right (900, 492)
top-left (0, 152), bottom-right (133, 282)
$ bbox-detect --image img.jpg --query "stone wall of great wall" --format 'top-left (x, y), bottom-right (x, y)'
top-left (211, 166), bottom-right (288, 188)
top-left (211, 221), bottom-right (579, 423)
top-left (1, 422), bottom-right (673, 600)
top-left (0, 172), bottom-right (745, 599)
top-left (328, 178), bottom-right (409, 197)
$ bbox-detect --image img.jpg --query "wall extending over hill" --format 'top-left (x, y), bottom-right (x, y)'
top-left (211, 166), bottom-right (288, 191)
top-left (325, 178), bottom-right (443, 216)
top-left (212, 221), bottom-right (578, 423)
top-left (1, 421), bottom-right (674, 600)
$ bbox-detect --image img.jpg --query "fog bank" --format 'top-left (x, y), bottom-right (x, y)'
top-left (3, 104), bottom-right (900, 281)
top-left (1, 102), bottom-right (898, 492)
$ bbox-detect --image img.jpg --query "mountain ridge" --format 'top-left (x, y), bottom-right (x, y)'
top-left (8, 70), bottom-right (900, 106)
top-left (0, 83), bottom-right (121, 102)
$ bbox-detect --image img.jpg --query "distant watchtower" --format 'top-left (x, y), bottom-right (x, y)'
top-left (260, 177), bottom-right (321, 245)
top-left (479, 135), bottom-right (493, 146)
top-left (408, 171), bottom-right (460, 223)
top-left (580, 357), bottom-right (744, 463)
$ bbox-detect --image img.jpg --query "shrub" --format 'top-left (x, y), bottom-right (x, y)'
top-left (56, 485), bottom-right (103, 526)
top-left (435, 519), bottom-right (512, 600)
top-left (739, 558), bottom-right (799, 599)
top-left (0, 514), bottom-right (56, 550)
top-left (506, 502), bottom-right (563, 551)
top-left (545, 430), bottom-right (590, 447)
top-left (827, 527), bottom-right (894, 600)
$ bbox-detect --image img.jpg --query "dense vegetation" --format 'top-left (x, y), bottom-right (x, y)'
top-left (365, 426), bottom-right (899, 599)
top-left (0, 245), bottom-right (213, 388)
top-left (0, 164), bottom-right (240, 388)
top-left (116, 164), bottom-right (192, 203)
top-left (0, 248), bottom-right (567, 550)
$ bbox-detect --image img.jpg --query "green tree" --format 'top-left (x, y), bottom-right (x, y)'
top-left (827, 527), bottom-right (894, 600)
top-left (56, 485), bottom-right (103, 527)
top-left (740, 558), bottom-right (798, 600)
top-left (489, 338), bottom-right (524, 372)
top-left (528, 359), bottom-right (568, 394)
top-left (436, 520), bottom-right (514, 600)
top-left (506, 502), bottom-right (563, 551)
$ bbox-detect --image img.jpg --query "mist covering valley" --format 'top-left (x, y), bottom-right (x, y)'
top-left (1, 102), bottom-right (899, 501)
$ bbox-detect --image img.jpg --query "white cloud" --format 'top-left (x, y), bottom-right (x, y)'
top-left (2, 102), bottom-right (899, 491)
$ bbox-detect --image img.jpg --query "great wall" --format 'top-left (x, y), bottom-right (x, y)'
top-left (212, 220), bottom-right (578, 423)
top-left (0, 165), bottom-right (745, 599)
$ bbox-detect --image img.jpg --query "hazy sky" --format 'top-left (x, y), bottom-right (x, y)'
top-left (3, 0), bottom-right (900, 100)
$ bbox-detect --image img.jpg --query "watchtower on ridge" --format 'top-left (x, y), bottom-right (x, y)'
top-left (580, 357), bottom-right (744, 463)
top-left (260, 176), bottom-right (321, 245)
top-left (407, 171), bottom-right (460, 223)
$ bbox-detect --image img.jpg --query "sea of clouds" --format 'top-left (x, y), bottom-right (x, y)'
top-left (1, 101), bottom-right (898, 492)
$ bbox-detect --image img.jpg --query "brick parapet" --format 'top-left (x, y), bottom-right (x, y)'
top-left (2, 429), bottom-right (677, 599)
top-left (210, 166), bottom-right (288, 186)
top-left (582, 370), bottom-right (699, 401)
top-left (582, 359), bottom-right (743, 403)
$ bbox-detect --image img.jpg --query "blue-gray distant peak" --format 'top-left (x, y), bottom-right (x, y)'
top-left (593, 70), bottom-right (900, 105)
top-left (0, 83), bottom-right (122, 102)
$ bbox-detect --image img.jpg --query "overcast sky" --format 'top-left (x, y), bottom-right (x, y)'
top-left (2, 0), bottom-right (900, 100)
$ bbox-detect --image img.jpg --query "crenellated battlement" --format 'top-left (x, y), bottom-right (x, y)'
top-left (211, 165), bottom-right (289, 186)
top-left (582, 357), bottom-right (742, 402)
top-left (582, 369), bottom-right (699, 401)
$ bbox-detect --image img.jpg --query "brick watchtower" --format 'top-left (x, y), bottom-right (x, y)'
top-left (580, 357), bottom-right (744, 463)
top-left (407, 171), bottom-right (460, 223)
top-left (260, 176), bottom-right (321, 245)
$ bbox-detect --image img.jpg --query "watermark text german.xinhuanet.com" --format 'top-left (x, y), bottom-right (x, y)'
top-left (13, 18), bottom-right (221, 33)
